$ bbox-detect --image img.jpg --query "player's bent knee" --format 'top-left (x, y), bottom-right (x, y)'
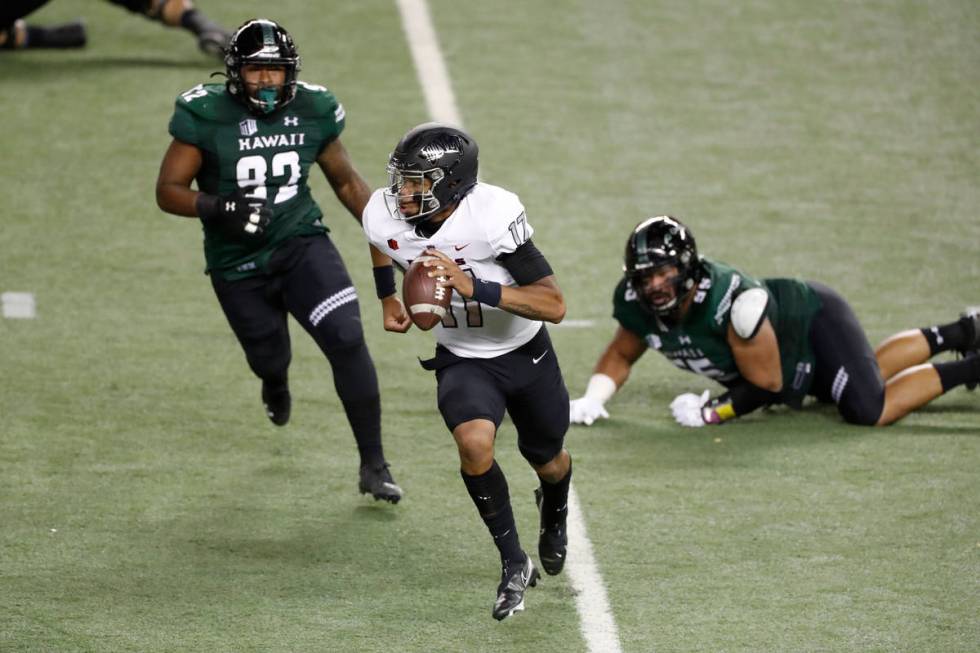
top-left (838, 391), bottom-right (885, 426)
top-left (242, 334), bottom-right (290, 379)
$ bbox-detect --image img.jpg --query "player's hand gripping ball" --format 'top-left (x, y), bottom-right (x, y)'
top-left (403, 256), bottom-right (451, 330)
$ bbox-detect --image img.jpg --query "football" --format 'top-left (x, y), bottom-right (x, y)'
top-left (403, 256), bottom-right (451, 330)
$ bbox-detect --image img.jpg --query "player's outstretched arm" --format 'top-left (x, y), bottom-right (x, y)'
top-left (570, 326), bottom-right (647, 426)
top-left (317, 138), bottom-right (371, 223)
top-left (671, 318), bottom-right (783, 427)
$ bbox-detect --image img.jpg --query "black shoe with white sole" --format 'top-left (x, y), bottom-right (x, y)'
top-left (358, 463), bottom-right (403, 504)
top-left (492, 553), bottom-right (540, 621)
top-left (261, 381), bottom-right (291, 426)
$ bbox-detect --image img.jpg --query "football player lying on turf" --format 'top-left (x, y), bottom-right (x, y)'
top-left (362, 123), bottom-right (573, 621)
top-left (0, 0), bottom-right (229, 57)
top-left (570, 216), bottom-right (979, 428)
top-left (155, 19), bottom-right (402, 503)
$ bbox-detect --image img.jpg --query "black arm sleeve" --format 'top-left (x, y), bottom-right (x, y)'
top-left (711, 380), bottom-right (780, 417)
top-left (496, 239), bottom-right (554, 286)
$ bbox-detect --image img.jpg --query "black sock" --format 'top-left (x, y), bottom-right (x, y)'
top-left (921, 318), bottom-right (972, 356)
top-left (180, 9), bottom-right (220, 36)
top-left (24, 22), bottom-right (86, 48)
top-left (341, 395), bottom-right (384, 468)
top-left (263, 370), bottom-right (288, 392)
top-left (934, 356), bottom-right (980, 393)
top-left (462, 461), bottom-right (523, 563)
top-left (538, 457), bottom-right (572, 530)
top-left (327, 343), bottom-right (384, 467)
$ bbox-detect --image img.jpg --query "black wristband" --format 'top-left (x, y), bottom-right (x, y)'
top-left (714, 381), bottom-right (780, 417)
top-left (373, 266), bottom-right (397, 299)
top-left (195, 193), bottom-right (221, 222)
top-left (470, 279), bottom-right (502, 307)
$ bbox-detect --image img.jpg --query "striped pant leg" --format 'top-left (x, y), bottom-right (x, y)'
top-left (808, 281), bottom-right (885, 426)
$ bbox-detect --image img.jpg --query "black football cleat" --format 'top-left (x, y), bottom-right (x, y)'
top-left (492, 553), bottom-right (540, 621)
top-left (958, 308), bottom-right (980, 391)
top-left (534, 487), bottom-right (568, 576)
top-left (261, 381), bottom-right (291, 426)
top-left (358, 463), bottom-right (403, 504)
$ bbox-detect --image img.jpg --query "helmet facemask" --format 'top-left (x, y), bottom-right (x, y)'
top-left (384, 164), bottom-right (446, 223)
top-left (629, 264), bottom-right (693, 316)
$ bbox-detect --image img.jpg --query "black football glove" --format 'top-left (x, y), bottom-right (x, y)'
top-left (196, 189), bottom-right (272, 238)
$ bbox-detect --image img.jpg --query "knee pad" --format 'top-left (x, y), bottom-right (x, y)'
top-left (310, 300), bottom-right (366, 354)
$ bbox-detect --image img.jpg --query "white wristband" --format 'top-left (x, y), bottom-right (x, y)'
top-left (584, 373), bottom-right (617, 404)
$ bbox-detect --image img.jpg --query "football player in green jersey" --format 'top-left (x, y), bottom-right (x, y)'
top-left (1, 0), bottom-right (228, 56)
top-left (570, 216), bottom-right (979, 428)
top-left (155, 18), bottom-right (403, 503)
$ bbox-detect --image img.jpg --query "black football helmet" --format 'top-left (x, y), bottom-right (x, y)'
top-left (624, 216), bottom-right (703, 315)
top-left (384, 123), bottom-right (479, 223)
top-left (224, 18), bottom-right (300, 115)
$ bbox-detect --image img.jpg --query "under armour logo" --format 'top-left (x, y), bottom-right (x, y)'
top-left (225, 201), bottom-right (236, 211)
top-left (679, 334), bottom-right (692, 345)
top-left (931, 326), bottom-right (943, 346)
top-left (284, 116), bottom-right (299, 126)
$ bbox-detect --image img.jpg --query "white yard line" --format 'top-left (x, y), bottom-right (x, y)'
top-left (394, 0), bottom-right (463, 127)
top-left (566, 484), bottom-right (624, 653)
top-left (395, 3), bottom-right (623, 651)
top-left (2, 292), bottom-right (36, 319)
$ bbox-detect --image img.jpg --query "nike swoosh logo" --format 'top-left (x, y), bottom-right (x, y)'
top-left (454, 243), bottom-right (470, 251)
top-left (532, 351), bottom-right (548, 364)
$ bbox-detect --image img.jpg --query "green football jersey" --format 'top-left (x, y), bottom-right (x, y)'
top-left (168, 81), bottom-right (346, 279)
top-left (612, 258), bottom-right (823, 407)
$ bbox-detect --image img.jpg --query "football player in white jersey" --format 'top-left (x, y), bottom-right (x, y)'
top-left (362, 123), bottom-right (573, 621)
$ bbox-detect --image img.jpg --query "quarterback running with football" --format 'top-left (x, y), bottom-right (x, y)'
top-left (570, 216), bottom-right (980, 428)
top-left (362, 123), bottom-right (573, 620)
top-left (155, 18), bottom-right (403, 503)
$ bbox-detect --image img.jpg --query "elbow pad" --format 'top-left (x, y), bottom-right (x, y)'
top-left (731, 287), bottom-right (769, 339)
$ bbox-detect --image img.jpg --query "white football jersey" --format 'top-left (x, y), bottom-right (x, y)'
top-left (362, 182), bottom-right (543, 358)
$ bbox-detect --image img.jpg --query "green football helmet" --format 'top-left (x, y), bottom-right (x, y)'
top-left (224, 18), bottom-right (301, 115)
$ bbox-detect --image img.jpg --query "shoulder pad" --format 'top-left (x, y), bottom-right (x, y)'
top-left (175, 83), bottom-right (234, 121)
top-left (294, 81), bottom-right (342, 120)
top-left (731, 287), bottom-right (769, 339)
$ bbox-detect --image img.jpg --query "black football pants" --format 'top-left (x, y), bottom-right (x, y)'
top-left (209, 235), bottom-right (379, 405)
top-left (807, 281), bottom-right (886, 425)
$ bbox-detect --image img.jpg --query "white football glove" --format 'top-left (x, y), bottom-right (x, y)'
top-left (669, 390), bottom-right (711, 428)
top-left (569, 373), bottom-right (617, 426)
top-left (570, 396), bottom-right (610, 425)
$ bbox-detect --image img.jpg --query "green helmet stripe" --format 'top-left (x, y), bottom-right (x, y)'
top-left (261, 22), bottom-right (276, 47)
